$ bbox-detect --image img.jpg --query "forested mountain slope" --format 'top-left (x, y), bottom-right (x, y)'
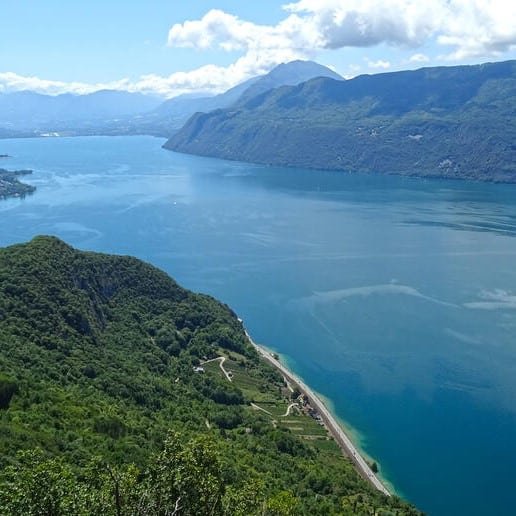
top-left (165, 60), bottom-right (516, 182)
top-left (0, 236), bottom-right (419, 515)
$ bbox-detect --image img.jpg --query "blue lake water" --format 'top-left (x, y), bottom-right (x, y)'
top-left (1, 135), bottom-right (516, 515)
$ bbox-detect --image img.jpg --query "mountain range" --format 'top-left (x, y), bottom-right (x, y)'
top-left (0, 61), bottom-right (342, 137)
top-left (165, 60), bottom-right (516, 182)
top-left (0, 89), bottom-right (163, 131)
top-left (2, 59), bottom-right (515, 182)
top-left (143, 60), bottom-right (342, 133)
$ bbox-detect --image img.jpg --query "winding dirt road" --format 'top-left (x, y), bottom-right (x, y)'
top-left (203, 356), bottom-right (232, 382)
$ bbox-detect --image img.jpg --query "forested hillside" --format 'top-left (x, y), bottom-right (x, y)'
top-left (165, 60), bottom-right (516, 182)
top-left (0, 236), bottom-right (419, 515)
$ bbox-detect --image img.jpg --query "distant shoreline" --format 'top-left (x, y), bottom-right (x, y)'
top-left (244, 329), bottom-right (391, 496)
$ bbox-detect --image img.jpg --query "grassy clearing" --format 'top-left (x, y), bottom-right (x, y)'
top-left (202, 360), bottom-right (223, 376)
top-left (225, 359), bottom-right (283, 403)
top-left (279, 412), bottom-right (328, 437)
top-left (310, 438), bottom-right (341, 453)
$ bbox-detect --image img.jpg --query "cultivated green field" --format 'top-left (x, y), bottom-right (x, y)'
top-left (203, 351), bottom-right (341, 453)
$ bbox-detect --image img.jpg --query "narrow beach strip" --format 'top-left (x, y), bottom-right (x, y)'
top-left (245, 329), bottom-right (391, 497)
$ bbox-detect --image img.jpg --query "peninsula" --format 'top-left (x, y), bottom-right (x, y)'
top-left (0, 168), bottom-right (35, 199)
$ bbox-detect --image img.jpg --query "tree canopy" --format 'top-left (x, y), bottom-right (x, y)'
top-left (0, 236), bottom-right (420, 515)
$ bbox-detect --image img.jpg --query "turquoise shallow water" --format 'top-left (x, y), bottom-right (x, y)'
top-left (1, 135), bottom-right (516, 515)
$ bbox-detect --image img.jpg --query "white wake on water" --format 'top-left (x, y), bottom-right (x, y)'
top-left (292, 283), bottom-right (459, 309)
top-left (464, 289), bottom-right (516, 310)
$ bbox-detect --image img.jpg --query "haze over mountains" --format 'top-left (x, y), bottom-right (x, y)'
top-left (0, 90), bottom-right (163, 131)
top-left (146, 60), bottom-right (342, 132)
top-left (0, 60), bottom-right (342, 137)
top-left (165, 60), bottom-right (516, 182)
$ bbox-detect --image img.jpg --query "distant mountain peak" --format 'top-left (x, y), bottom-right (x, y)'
top-left (236, 60), bottom-right (342, 105)
top-left (146, 60), bottom-right (341, 133)
top-left (268, 60), bottom-right (341, 76)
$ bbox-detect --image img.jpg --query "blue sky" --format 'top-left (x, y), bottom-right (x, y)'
top-left (1, 0), bottom-right (515, 97)
top-left (0, 1), bottom-right (284, 81)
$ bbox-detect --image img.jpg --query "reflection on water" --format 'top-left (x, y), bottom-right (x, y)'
top-left (1, 136), bottom-right (516, 516)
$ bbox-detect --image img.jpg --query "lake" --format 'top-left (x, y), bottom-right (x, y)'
top-left (1, 135), bottom-right (516, 515)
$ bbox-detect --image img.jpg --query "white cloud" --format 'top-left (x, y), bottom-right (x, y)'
top-left (168, 8), bottom-right (321, 53)
top-left (367, 59), bottom-right (391, 69)
top-left (409, 53), bottom-right (430, 63)
top-left (0, 63), bottom-right (260, 98)
top-left (165, 8), bottom-right (317, 89)
top-left (168, 1), bottom-right (516, 69)
top-left (285, 0), bottom-right (516, 58)
top-left (0, 72), bottom-right (132, 96)
top-left (437, 0), bottom-right (516, 59)
top-left (283, 0), bottom-right (442, 48)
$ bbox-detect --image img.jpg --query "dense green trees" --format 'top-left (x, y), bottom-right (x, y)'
top-left (0, 236), bottom-right (420, 515)
top-left (0, 433), bottom-right (266, 515)
top-left (0, 375), bottom-right (18, 409)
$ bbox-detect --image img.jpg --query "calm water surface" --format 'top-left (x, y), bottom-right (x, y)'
top-left (1, 136), bottom-right (516, 515)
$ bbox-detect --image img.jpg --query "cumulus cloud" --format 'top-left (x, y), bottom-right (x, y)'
top-left (367, 59), bottom-right (391, 69)
top-left (168, 1), bottom-right (516, 67)
top-left (168, 8), bottom-right (321, 53)
top-left (166, 8), bottom-right (318, 89)
top-left (283, 0), bottom-right (442, 48)
top-left (0, 72), bottom-right (132, 96)
top-left (437, 0), bottom-right (516, 59)
top-left (0, 65), bottom-right (252, 98)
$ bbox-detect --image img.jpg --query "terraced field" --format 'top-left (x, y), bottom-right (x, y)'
top-left (202, 352), bottom-right (340, 453)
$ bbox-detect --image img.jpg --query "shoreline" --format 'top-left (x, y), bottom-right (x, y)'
top-left (245, 329), bottom-right (391, 497)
